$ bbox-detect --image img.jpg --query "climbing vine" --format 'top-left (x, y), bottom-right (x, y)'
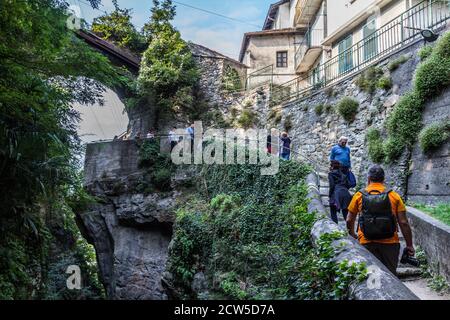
top-left (166, 158), bottom-right (367, 300)
top-left (368, 31), bottom-right (450, 163)
top-left (222, 65), bottom-right (242, 92)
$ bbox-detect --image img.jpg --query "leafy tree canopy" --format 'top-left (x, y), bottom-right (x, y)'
top-left (137, 0), bottom-right (199, 119)
top-left (0, 0), bottom-right (122, 298)
top-left (91, 0), bottom-right (147, 54)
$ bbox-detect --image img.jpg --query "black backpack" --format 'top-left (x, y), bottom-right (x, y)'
top-left (358, 190), bottom-right (397, 240)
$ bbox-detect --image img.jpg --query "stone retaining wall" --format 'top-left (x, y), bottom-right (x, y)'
top-left (306, 173), bottom-right (419, 300)
top-left (407, 207), bottom-right (450, 282)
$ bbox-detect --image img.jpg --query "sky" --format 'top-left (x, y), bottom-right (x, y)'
top-left (72, 0), bottom-right (274, 60)
top-left (70, 0), bottom-right (275, 143)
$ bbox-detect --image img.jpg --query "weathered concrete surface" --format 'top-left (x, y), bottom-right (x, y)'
top-left (77, 140), bottom-right (181, 300)
top-left (407, 87), bottom-right (450, 205)
top-left (307, 173), bottom-right (419, 300)
top-left (407, 206), bottom-right (450, 283)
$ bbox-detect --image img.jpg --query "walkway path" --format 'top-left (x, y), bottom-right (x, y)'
top-left (318, 174), bottom-right (449, 300)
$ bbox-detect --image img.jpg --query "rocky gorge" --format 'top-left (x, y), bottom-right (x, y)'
top-left (77, 28), bottom-right (450, 300)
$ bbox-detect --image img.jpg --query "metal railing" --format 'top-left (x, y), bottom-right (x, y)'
top-left (272, 0), bottom-right (450, 105)
top-left (295, 28), bottom-right (325, 70)
top-left (245, 64), bottom-right (274, 91)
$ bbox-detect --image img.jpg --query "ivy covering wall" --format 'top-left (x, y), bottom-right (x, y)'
top-left (166, 156), bottom-right (367, 300)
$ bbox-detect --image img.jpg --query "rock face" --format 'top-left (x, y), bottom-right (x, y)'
top-left (77, 140), bottom-right (180, 300)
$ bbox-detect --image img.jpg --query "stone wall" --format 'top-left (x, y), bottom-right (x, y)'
top-left (263, 34), bottom-right (450, 202)
top-left (407, 87), bottom-right (450, 204)
top-left (193, 54), bottom-right (247, 111)
top-left (78, 140), bottom-right (187, 300)
top-left (126, 45), bottom-right (251, 136)
top-left (407, 207), bottom-right (450, 282)
top-left (307, 173), bottom-right (419, 300)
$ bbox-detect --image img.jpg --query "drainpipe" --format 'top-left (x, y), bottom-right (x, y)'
top-left (323, 0), bottom-right (328, 38)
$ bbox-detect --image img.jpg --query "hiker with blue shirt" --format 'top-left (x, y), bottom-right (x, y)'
top-left (330, 136), bottom-right (356, 188)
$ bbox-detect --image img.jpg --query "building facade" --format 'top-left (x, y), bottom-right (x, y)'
top-left (240, 0), bottom-right (449, 96)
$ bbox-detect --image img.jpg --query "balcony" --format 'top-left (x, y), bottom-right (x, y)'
top-left (295, 28), bottom-right (324, 73)
top-left (295, 0), bottom-right (323, 27)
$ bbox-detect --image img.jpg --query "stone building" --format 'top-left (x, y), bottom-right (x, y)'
top-left (240, 0), bottom-right (449, 92)
top-left (239, 28), bottom-right (304, 88)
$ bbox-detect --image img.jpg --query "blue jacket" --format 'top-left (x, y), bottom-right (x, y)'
top-left (330, 145), bottom-right (351, 168)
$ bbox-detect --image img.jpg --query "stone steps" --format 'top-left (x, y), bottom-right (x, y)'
top-left (318, 175), bottom-right (425, 288)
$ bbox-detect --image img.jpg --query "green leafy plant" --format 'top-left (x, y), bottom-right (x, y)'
top-left (414, 55), bottom-right (450, 100)
top-left (366, 128), bottom-right (385, 163)
top-left (237, 109), bottom-right (258, 129)
top-left (138, 0), bottom-right (200, 120)
top-left (387, 55), bottom-right (409, 71)
top-left (381, 32), bottom-right (450, 163)
top-left (139, 140), bottom-right (174, 191)
top-left (324, 104), bottom-right (334, 113)
top-left (412, 203), bottom-right (450, 226)
top-left (337, 98), bottom-right (359, 122)
top-left (0, 0), bottom-right (121, 299)
top-left (434, 30), bottom-right (450, 59)
top-left (419, 122), bottom-right (450, 153)
top-left (384, 92), bottom-right (424, 161)
top-left (355, 67), bottom-right (384, 94)
top-left (418, 46), bottom-right (434, 61)
top-left (315, 104), bottom-right (324, 116)
top-left (377, 76), bottom-right (393, 91)
top-left (428, 275), bottom-right (450, 294)
top-left (222, 65), bottom-right (242, 92)
top-left (91, 0), bottom-right (147, 53)
top-left (168, 154), bottom-right (368, 300)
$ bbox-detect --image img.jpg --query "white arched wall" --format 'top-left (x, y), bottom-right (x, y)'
top-left (73, 87), bottom-right (129, 144)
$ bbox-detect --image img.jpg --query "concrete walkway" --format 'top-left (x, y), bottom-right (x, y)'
top-left (318, 176), bottom-right (449, 300)
top-left (403, 279), bottom-right (450, 300)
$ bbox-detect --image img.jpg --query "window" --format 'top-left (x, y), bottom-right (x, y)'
top-left (276, 51), bottom-right (288, 68)
top-left (363, 19), bottom-right (378, 61)
top-left (338, 35), bottom-right (353, 74)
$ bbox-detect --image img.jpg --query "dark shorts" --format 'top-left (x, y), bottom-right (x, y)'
top-left (363, 242), bottom-right (401, 276)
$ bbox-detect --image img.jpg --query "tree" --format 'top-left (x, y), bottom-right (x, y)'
top-left (91, 0), bottom-right (146, 54)
top-left (0, 0), bottom-right (122, 299)
top-left (138, 0), bottom-right (199, 123)
top-left (142, 0), bottom-right (176, 41)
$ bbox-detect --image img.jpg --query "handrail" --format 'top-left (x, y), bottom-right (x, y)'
top-left (245, 64), bottom-right (274, 91)
top-left (273, 0), bottom-right (450, 106)
top-left (295, 27), bottom-right (325, 67)
top-left (88, 133), bottom-right (324, 178)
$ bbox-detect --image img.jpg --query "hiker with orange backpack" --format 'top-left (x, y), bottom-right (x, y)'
top-left (346, 165), bottom-right (415, 276)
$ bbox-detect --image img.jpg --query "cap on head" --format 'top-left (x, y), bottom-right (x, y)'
top-left (339, 136), bottom-right (349, 143)
top-left (368, 165), bottom-right (385, 183)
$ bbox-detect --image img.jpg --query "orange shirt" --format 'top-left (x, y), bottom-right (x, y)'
top-left (347, 183), bottom-right (406, 245)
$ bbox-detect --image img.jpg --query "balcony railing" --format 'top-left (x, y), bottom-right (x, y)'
top-left (272, 0), bottom-right (450, 106)
top-left (295, 28), bottom-right (324, 72)
top-left (295, 0), bottom-right (323, 27)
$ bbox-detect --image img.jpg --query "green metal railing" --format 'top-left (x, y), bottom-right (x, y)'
top-left (272, 0), bottom-right (450, 105)
top-left (245, 64), bottom-right (274, 91)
